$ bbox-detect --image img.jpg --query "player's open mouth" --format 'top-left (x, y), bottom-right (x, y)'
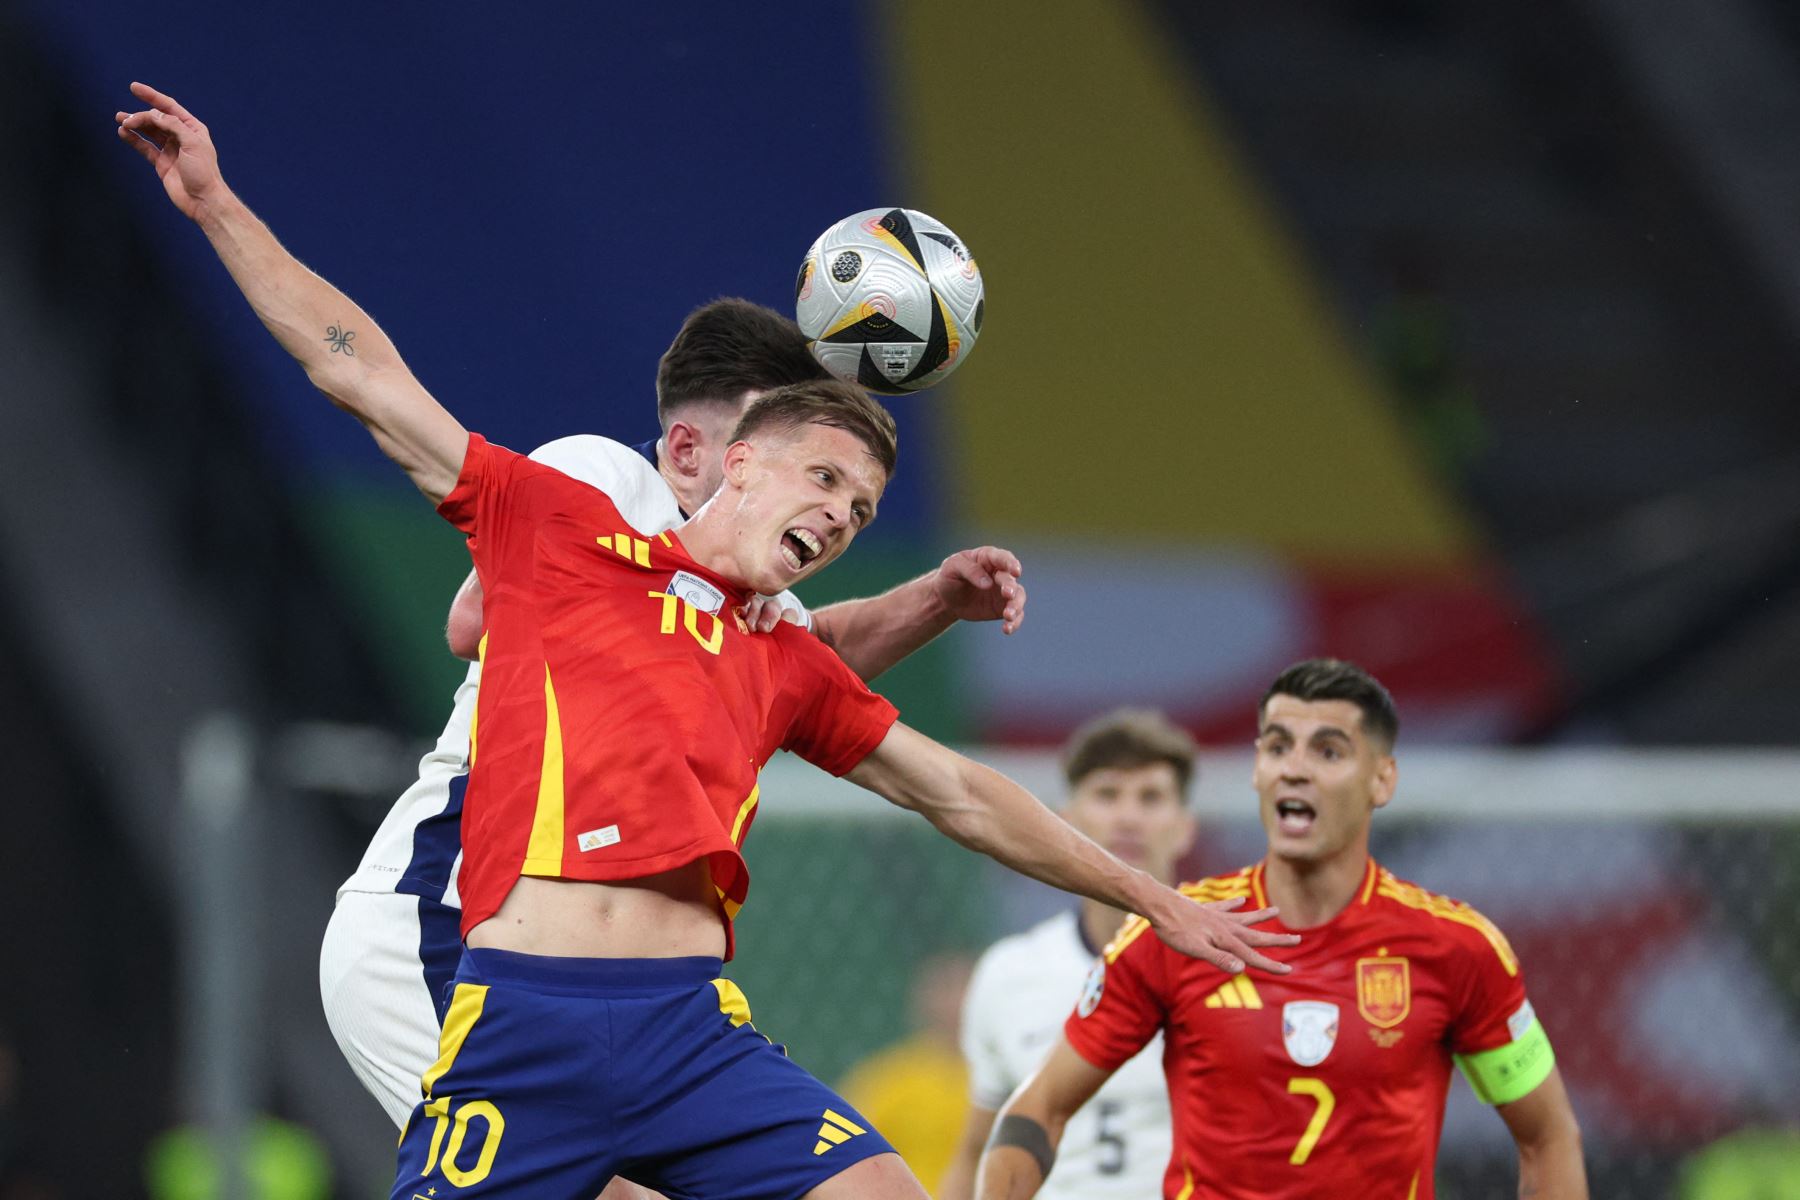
top-left (780, 527), bottom-right (822, 572)
top-left (1275, 799), bottom-right (1316, 837)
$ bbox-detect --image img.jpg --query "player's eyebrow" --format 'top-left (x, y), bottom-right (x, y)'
top-left (820, 454), bottom-right (879, 525)
top-left (1309, 726), bottom-right (1354, 746)
top-left (1258, 723), bottom-right (1293, 741)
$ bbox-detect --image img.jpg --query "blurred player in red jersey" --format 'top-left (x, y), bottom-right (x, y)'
top-left (117, 83), bottom-right (1299, 1200)
top-left (977, 659), bottom-right (1588, 1200)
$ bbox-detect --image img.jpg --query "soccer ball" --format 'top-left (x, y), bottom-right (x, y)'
top-left (795, 207), bottom-right (985, 395)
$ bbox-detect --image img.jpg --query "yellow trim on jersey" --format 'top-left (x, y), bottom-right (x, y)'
top-left (1406, 1171), bottom-right (1420, 1200)
top-left (422, 983), bottom-right (489, 1099)
top-left (729, 784), bottom-right (761, 844)
top-left (1174, 1160), bottom-right (1195, 1200)
top-left (1376, 870), bottom-right (1519, 975)
top-left (710, 978), bottom-right (754, 1027)
top-left (521, 665), bottom-right (567, 875)
top-left (715, 886), bottom-right (743, 921)
top-left (1203, 975), bottom-right (1264, 1009)
top-left (469, 634), bottom-right (488, 768)
top-left (1250, 863), bottom-right (1269, 910)
top-left (1359, 858), bottom-right (1379, 905)
top-left (1103, 915), bottom-right (1152, 963)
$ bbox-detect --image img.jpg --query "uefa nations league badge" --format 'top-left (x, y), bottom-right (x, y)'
top-left (667, 570), bottom-right (726, 615)
top-left (1282, 1001), bottom-right (1340, 1066)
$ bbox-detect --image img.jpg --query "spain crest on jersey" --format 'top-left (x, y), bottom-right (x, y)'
top-left (1356, 954), bottom-right (1411, 1028)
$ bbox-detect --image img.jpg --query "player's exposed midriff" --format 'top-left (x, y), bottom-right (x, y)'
top-left (466, 862), bottom-right (727, 960)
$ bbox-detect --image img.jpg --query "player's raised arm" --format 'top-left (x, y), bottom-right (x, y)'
top-left (810, 546), bottom-right (1027, 680)
top-left (115, 82), bottom-right (466, 503)
top-left (972, 1038), bottom-right (1110, 1200)
top-left (845, 724), bottom-right (1298, 974)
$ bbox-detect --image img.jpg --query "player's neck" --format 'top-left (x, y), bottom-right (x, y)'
top-left (1079, 898), bottom-right (1129, 954)
top-left (1262, 843), bottom-right (1371, 930)
top-left (655, 443), bottom-right (712, 517)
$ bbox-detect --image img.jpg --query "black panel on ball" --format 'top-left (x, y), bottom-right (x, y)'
top-left (857, 347), bottom-right (902, 393)
top-left (899, 294), bottom-right (953, 384)
top-left (878, 209), bottom-right (928, 272)
top-left (820, 312), bottom-right (924, 344)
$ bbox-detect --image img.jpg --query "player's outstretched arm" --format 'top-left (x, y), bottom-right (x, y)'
top-left (973, 1039), bottom-right (1109, 1200)
top-left (846, 724), bottom-right (1298, 974)
top-left (1496, 1068), bottom-right (1587, 1199)
top-left (115, 82), bottom-right (466, 503)
top-left (810, 547), bottom-right (1026, 681)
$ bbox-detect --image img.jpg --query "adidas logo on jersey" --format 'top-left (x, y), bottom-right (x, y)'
top-left (813, 1109), bottom-right (867, 1156)
top-left (1203, 975), bottom-right (1263, 1009)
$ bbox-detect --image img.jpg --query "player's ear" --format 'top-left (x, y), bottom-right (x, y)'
top-left (721, 439), bottom-right (754, 488)
top-left (1370, 754), bottom-right (1398, 811)
top-left (663, 419), bottom-right (704, 476)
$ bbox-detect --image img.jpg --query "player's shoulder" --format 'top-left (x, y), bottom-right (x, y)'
top-left (527, 434), bottom-right (659, 491)
top-left (1370, 865), bottom-right (1520, 975)
top-left (1178, 866), bottom-right (1258, 906)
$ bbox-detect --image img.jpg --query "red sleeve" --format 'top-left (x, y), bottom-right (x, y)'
top-left (437, 433), bottom-right (618, 579)
top-left (773, 631), bottom-right (899, 776)
top-left (1446, 909), bottom-right (1532, 1056)
top-left (1063, 917), bottom-right (1168, 1072)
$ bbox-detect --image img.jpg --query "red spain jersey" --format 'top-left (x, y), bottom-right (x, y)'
top-left (1065, 859), bottom-right (1543, 1200)
top-left (437, 434), bottom-right (899, 952)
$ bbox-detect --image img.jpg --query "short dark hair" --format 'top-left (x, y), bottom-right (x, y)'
top-left (729, 380), bottom-right (899, 479)
top-left (1260, 658), bottom-right (1399, 749)
top-left (1062, 708), bottom-right (1199, 799)
top-left (655, 298), bottom-right (830, 430)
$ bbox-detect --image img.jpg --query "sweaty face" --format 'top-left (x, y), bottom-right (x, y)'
top-left (1064, 762), bottom-right (1195, 884)
top-left (723, 422), bottom-right (885, 595)
top-left (1253, 696), bottom-right (1395, 867)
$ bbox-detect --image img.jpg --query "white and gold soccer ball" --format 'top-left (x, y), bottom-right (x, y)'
top-left (794, 207), bottom-right (985, 395)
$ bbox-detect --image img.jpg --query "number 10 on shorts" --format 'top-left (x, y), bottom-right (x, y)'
top-left (420, 1096), bottom-right (506, 1188)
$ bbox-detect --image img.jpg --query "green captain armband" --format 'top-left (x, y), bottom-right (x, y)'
top-left (1455, 1013), bottom-right (1555, 1106)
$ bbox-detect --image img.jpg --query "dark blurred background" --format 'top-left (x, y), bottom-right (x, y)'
top-left (1, 0), bottom-right (1797, 1196)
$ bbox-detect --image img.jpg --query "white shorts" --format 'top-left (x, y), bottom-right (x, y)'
top-left (319, 890), bottom-right (454, 1128)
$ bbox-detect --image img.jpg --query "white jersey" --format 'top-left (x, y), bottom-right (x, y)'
top-left (962, 911), bottom-right (1171, 1200)
top-left (336, 432), bottom-right (810, 905)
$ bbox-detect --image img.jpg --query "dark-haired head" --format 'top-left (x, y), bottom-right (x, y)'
top-left (1260, 658), bottom-right (1398, 751)
top-left (656, 298), bottom-right (830, 432)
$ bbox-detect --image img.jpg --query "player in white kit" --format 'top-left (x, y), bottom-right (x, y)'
top-left (940, 710), bottom-right (1198, 1200)
top-left (318, 298), bottom-right (1029, 1132)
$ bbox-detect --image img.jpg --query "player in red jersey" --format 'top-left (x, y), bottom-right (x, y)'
top-left (978, 659), bottom-right (1588, 1200)
top-left (118, 82), bottom-right (1300, 1200)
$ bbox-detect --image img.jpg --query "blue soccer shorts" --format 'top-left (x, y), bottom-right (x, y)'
top-left (389, 949), bottom-right (895, 1200)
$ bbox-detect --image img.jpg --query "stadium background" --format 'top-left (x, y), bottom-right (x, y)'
top-left (0, 0), bottom-right (1797, 1196)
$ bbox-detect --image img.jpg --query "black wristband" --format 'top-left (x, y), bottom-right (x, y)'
top-left (989, 1114), bottom-right (1057, 1181)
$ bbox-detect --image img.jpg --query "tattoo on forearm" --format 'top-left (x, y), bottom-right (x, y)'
top-left (324, 325), bottom-right (357, 355)
top-left (989, 1115), bottom-right (1056, 1181)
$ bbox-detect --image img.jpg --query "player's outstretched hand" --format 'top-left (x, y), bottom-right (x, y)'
top-left (737, 594), bottom-right (809, 634)
top-left (1148, 894), bottom-right (1300, 976)
top-left (115, 82), bottom-right (227, 221)
top-left (932, 546), bottom-right (1026, 634)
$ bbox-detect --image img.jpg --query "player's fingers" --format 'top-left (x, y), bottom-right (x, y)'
top-left (1201, 896), bottom-right (1247, 913)
top-left (116, 124), bottom-right (165, 163)
top-left (1225, 904), bottom-right (1279, 925)
top-left (983, 546), bottom-right (1024, 576)
top-left (1239, 927), bottom-right (1303, 947)
top-left (1001, 577), bottom-right (1026, 634)
top-left (130, 81), bottom-right (197, 123)
top-left (122, 109), bottom-right (183, 145)
top-left (1235, 946), bottom-right (1294, 975)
